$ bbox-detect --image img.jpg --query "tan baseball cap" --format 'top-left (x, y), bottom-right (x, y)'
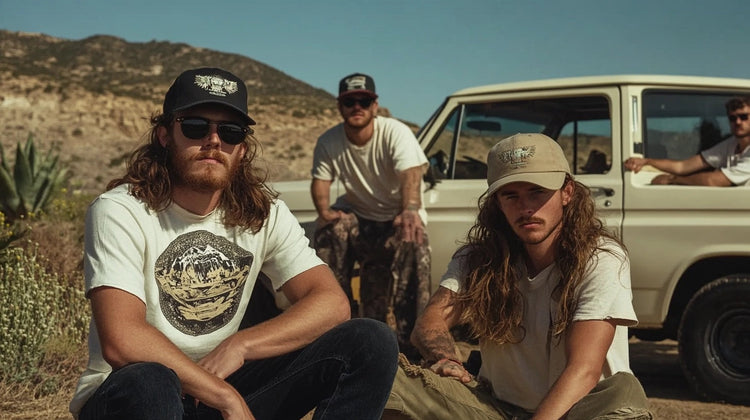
top-left (486, 133), bottom-right (571, 196)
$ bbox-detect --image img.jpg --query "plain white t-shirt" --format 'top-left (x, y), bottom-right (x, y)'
top-left (69, 184), bottom-right (323, 417)
top-left (312, 116), bottom-right (428, 223)
top-left (440, 240), bottom-right (637, 411)
top-left (701, 136), bottom-right (750, 185)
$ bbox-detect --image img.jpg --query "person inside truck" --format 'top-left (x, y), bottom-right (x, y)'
top-left (310, 72), bottom-right (431, 360)
top-left (69, 67), bottom-right (398, 420)
top-left (382, 133), bottom-right (652, 420)
top-left (624, 96), bottom-right (750, 186)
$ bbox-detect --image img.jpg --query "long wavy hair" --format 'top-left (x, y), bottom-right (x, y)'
top-left (107, 112), bottom-right (277, 232)
top-left (455, 176), bottom-right (624, 344)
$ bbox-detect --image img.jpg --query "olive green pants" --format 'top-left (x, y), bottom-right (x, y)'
top-left (383, 354), bottom-right (653, 420)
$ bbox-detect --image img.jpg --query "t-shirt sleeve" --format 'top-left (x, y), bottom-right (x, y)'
top-left (260, 200), bottom-right (325, 291)
top-left (700, 138), bottom-right (732, 169)
top-left (311, 131), bottom-right (336, 181)
top-left (438, 248), bottom-right (470, 293)
top-left (84, 196), bottom-right (148, 302)
top-left (573, 243), bottom-right (637, 327)
top-left (387, 119), bottom-right (428, 173)
top-left (721, 157), bottom-right (750, 185)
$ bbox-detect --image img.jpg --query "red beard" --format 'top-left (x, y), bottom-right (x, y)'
top-left (167, 144), bottom-right (237, 192)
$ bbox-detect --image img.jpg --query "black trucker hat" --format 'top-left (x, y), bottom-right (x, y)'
top-left (163, 67), bottom-right (256, 126)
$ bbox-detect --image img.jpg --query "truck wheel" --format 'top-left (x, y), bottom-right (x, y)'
top-left (677, 275), bottom-right (750, 405)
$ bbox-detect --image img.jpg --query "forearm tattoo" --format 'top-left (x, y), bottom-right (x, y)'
top-left (419, 328), bottom-right (459, 361)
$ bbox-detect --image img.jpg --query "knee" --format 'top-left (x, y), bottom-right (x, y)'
top-left (578, 371), bottom-right (650, 416)
top-left (114, 362), bottom-right (182, 402)
top-left (84, 362), bottom-right (182, 418)
top-left (609, 372), bottom-right (649, 404)
top-left (336, 319), bottom-right (399, 367)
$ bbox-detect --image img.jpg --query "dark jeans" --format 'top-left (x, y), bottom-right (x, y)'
top-left (79, 319), bottom-right (399, 420)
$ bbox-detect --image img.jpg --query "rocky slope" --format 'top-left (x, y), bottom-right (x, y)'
top-left (0, 30), bottom-right (401, 195)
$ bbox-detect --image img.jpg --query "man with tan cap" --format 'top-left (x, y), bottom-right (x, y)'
top-left (383, 133), bottom-right (652, 419)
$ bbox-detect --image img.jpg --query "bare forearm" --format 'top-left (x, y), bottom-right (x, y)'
top-left (641, 158), bottom-right (687, 174)
top-left (400, 166), bottom-right (423, 211)
top-left (412, 326), bottom-right (460, 361)
top-left (230, 266), bottom-right (350, 361)
top-left (310, 179), bottom-right (333, 215)
top-left (411, 287), bottom-right (463, 361)
top-left (671, 170), bottom-right (733, 186)
top-left (532, 320), bottom-right (616, 419)
top-left (235, 286), bottom-right (349, 360)
top-left (91, 291), bottom-right (241, 411)
top-left (646, 153), bottom-right (708, 176)
top-left (532, 367), bottom-right (600, 420)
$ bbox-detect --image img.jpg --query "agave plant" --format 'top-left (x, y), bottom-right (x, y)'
top-left (0, 135), bottom-right (68, 222)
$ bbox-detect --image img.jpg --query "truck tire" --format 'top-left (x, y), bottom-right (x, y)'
top-left (677, 275), bottom-right (750, 405)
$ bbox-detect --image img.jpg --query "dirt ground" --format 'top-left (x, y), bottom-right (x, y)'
top-left (628, 338), bottom-right (750, 419)
top-left (4, 338), bottom-right (749, 419)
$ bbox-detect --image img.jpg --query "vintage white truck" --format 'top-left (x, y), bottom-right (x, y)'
top-left (273, 75), bottom-right (750, 405)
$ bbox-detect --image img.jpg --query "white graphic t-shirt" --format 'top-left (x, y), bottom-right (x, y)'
top-left (69, 184), bottom-right (322, 416)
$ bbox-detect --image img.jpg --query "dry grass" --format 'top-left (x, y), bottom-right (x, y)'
top-left (0, 342), bottom-right (86, 419)
top-left (0, 192), bottom-right (89, 419)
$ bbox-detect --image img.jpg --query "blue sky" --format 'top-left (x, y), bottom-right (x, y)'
top-left (0, 0), bottom-right (744, 125)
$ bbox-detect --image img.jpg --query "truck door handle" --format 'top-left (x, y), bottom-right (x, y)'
top-left (591, 186), bottom-right (615, 197)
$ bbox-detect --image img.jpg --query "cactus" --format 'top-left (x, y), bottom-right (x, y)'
top-left (0, 135), bottom-right (68, 222)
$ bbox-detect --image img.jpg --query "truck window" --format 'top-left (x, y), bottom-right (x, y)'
top-left (424, 96), bottom-right (612, 179)
top-left (642, 91), bottom-right (735, 160)
top-left (559, 119), bottom-right (613, 174)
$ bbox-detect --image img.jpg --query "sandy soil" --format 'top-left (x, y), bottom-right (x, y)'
top-left (629, 338), bottom-right (750, 418)
top-left (3, 338), bottom-right (749, 419)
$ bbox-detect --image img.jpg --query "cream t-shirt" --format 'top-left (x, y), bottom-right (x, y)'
top-left (312, 116), bottom-right (428, 223)
top-left (701, 136), bottom-right (750, 185)
top-left (440, 240), bottom-right (636, 411)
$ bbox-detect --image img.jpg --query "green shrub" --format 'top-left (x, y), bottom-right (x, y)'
top-left (0, 211), bottom-right (28, 253)
top-left (0, 135), bottom-right (69, 223)
top-left (0, 245), bottom-right (88, 383)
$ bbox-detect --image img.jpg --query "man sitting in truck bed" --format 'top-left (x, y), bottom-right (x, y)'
top-left (624, 96), bottom-right (750, 186)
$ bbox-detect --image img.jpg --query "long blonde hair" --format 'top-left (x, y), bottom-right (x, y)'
top-left (455, 176), bottom-right (623, 343)
top-left (107, 112), bottom-right (277, 232)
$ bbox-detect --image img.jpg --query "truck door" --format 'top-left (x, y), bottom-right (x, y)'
top-left (420, 87), bottom-right (624, 288)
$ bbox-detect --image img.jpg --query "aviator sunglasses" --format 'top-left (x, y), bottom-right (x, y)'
top-left (175, 116), bottom-right (251, 145)
top-left (340, 97), bottom-right (374, 108)
top-left (728, 113), bottom-right (750, 123)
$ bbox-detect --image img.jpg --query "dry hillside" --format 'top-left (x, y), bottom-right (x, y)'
top-left (0, 30), bottom-right (404, 195)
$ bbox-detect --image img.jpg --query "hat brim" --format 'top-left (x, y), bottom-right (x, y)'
top-left (487, 171), bottom-right (567, 197)
top-left (172, 100), bottom-right (256, 126)
top-left (337, 90), bottom-right (378, 100)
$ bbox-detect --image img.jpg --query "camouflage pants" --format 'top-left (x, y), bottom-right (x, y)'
top-left (313, 212), bottom-right (431, 360)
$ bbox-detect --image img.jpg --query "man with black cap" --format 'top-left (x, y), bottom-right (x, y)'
top-left (311, 72), bottom-right (431, 359)
top-left (70, 67), bottom-right (398, 420)
top-left (383, 134), bottom-right (652, 419)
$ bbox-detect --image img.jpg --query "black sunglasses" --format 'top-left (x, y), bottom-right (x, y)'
top-left (340, 97), bottom-right (374, 108)
top-left (175, 117), bottom-right (250, 145)
top-left (728, 113), bottom-right (750, 123)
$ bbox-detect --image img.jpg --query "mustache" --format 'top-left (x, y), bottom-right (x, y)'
top-left (195, 151), bottom-right (227, 164)
top-left (514, 216), bottom-right (545, 225)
